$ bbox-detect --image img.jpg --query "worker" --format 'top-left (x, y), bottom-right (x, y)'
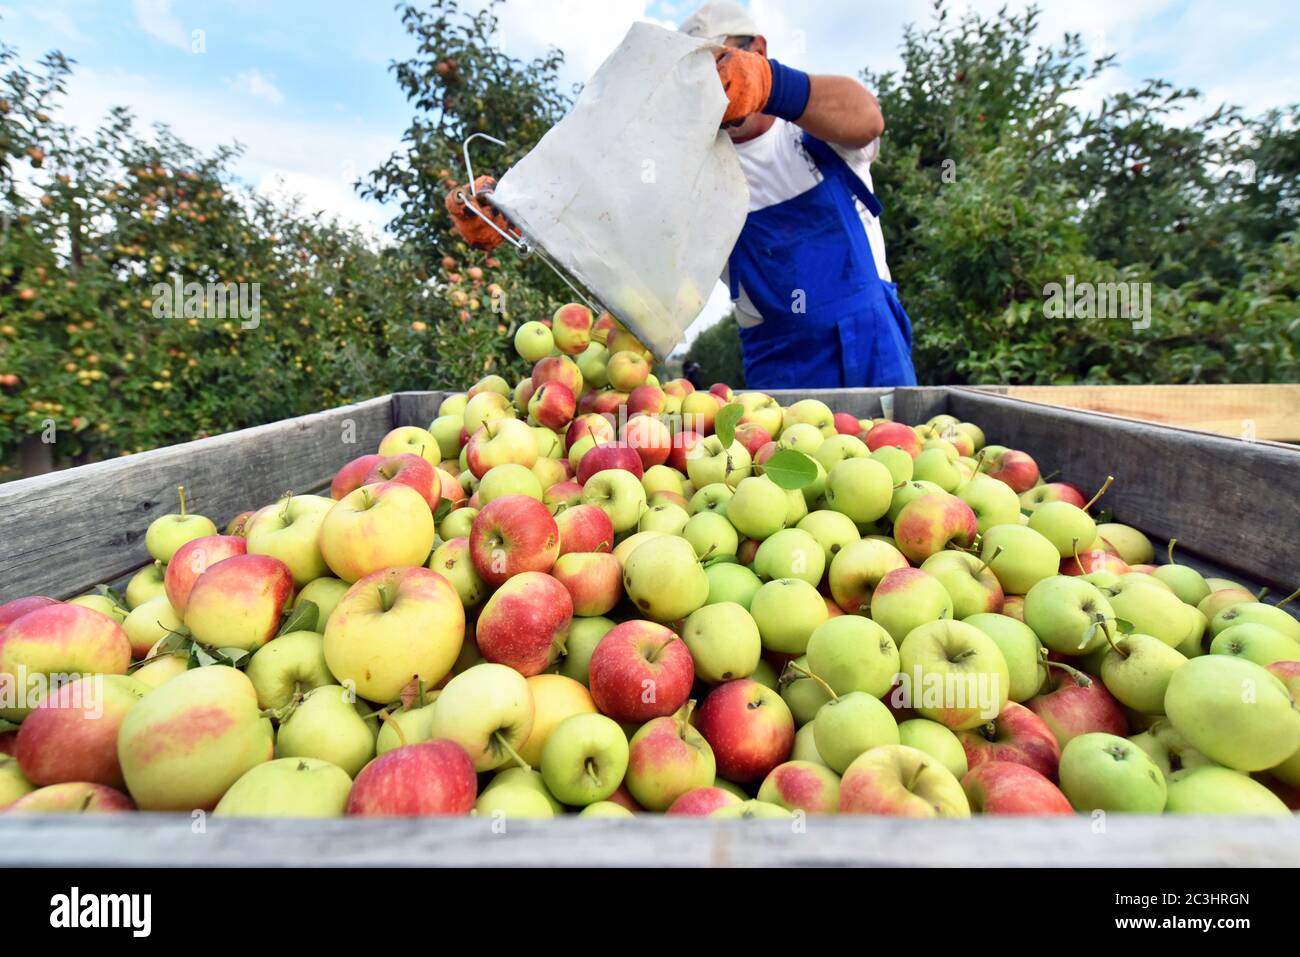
top-left (446, 0), bottom-right (916, 389)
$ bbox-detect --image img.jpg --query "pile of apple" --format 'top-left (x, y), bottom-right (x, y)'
top-left (2, 303), bottom-right (1299, 823)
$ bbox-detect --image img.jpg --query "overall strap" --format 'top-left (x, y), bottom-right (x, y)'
top-left (800, 132), bottom-right (883, 218)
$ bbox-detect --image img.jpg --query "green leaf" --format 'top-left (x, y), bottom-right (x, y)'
top-left (702, 553), bottom-right (739, 568)
top-left (434, 497), bottom-right (453, 524)
top-left (714, 403), bottom-right (744, 449)
top-left (761, 449), bottom-right (819, 490)
top-left (93, 583), bottom-right (128, 609)
top-left (0, 719), bottom-right (19, 733)
top-left (215, 647), bottom-right (253, 668)
top-left (279, 600), bottom-right (319, 636)
top-left (1112, 618), bottom-right (1136, 635)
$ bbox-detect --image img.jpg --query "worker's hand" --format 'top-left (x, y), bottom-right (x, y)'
top-left (714, 48), bottom-right (772, 125)
top-left (444, 175), bottom-right (516, 251)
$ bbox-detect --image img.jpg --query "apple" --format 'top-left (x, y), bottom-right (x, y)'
top-left (1164, 655), bottom-right (1300, 771)
top-left (604, 350), bottom-right (649, 393)
top-left (67, 593), bottom-right (127, 624)
top-left (709, 799), bottom-right (792, 818)
top-left (1198, 586), bottom-right (1256, 622)
top-left (465, 418), bottom-right (539, 479)
top-left (122, 594), bottom-right (183, 659)
top-left (0, 753), bottom-right (34, 808)
top-left (469, 374), bottom-right (512, 399)
top-left (638, 502), bottom-right (690, 536)
top-left (624, 704), bottom-right (716, 811)
top-left (375, 698), bottom-right (440, 754)
top-left (732, 423), bottom-right (773, 460)
top-left (552, 303), bottom-right (593, 355)
top-left (897, 718), bottom-right (967, 780)
top-left (720, 475), bottom-right (786, 542)
top-left (474, 570), bottom-right (573, 676)
top-left (0, 603), bottom-right (132, 720)
top-left (962, 761), bottom-right (1073, 815)
top-left (758, 760), bottom-right (840, 814)
top-left (1127, 718), bottom-right (1214, 780)
top-left (1027, 662), bottom-right (1128, 747)
top-left (580, 468), bottom-right (648, 534)
top-left (1023, 576), bottom-right (1116, 655)
top-left (557, 616), bottom-right (617, 685)
top-left (962, 613), bottom-right (1046, 702)
top-left (622, 535), bottom-right (708, 623)
top-left (514, 320), bottom-right (555, 362)
top-left (1163, 766), bottom-right (1290, 815)
top-left (478, 463), bottom-right (544, 504)
top-left (865, 421), bottom-right (921, 458)
top-left (124, 562), bottom-right (167, 610)
top-left (1019, 482), bottom-right (1087, 513)
top-left (346, 740), bottom-right (477, 817)
top-left (736, 391), bottom-right (783, 437)
top-left (689, 482), bottom-right (734, 516)
top-left (956, 701), bottom-right (1061, 779)
top-left (319, 483), bottom-right (435, 584)
top-left (622, 415), bottom-right (673, 470)
top-left (15, 674), bottom-right (146, 789)
top-left (214, 757), bottom-right (353, 818)
top-left (680, 391), bottom-right (723, 435)
top-left (681, 602), bottom-right (761, 683)
top-left (554, 503), bottom-right (615, 556)
top-left (276, 684), bottom-right (377, 778)
top-left (378, 425), bottom-right (442, 467)
top-left (145, 486), bottom-right (219, 563)
top-left (705, 562), bottom-right (763, 608)
top-left (365, 454), bottom-right (442, 511)
top-left (1091, 523), bottom-right (1155, 565)
top-left (813, 434), bottom-right (870, 474)
top-left (668, 429), bottom-right (705, 474)
top-left (427, 537), bottom-right (489, 609)
top-left (1210, 623), bottom-right (1300, 667)
top-left (482, 767), bottom-right (565, 816)
top-left (577, 441), bottom-right (645, 486)
top-left (911, 447), bottom-right (962, 492)
top-left (628, 384), bottom-right (667, 417)
top-left (696, 679), bottom-right (795, 783)
top-left (1103, 577), bottom-right (1194, 648)
top-left (795, 510), bottom-right (859, 567)
top-left (532, 354), bottom-right (584, 400)
top-left (294, 576), bottom-right (350, 630)
top-left (920, 551), bottom-right (1003, 618)
top-left (117, 665), bottom-right (273, 810)
top-left (682, 511), bottom-right (739, 562)
top-left (245, 493), bottom-right (334, 587)
top-left (805, 615), bottom-right (899, 699)
top-left (429, 416), bottom-right (466, 461)
top-left (784, 399), bottom-right (836, 436)
top-left (686, 435), bottom-right (752, 490)
top-left (950, 476), bottom-right (1019, 536)
top-left (981, 448), bottom-right (1039, 493)
top-left (324, 565), bottom-right (465, 703)
top-left (979, 524), bottom-right (1060, 595)
top-left (750, 578), bottom-right (828, 654)
top-left (244, 630), bottom-right (334, 711)
top-left (426, 663), bottom-right (533, 772)
top-left (822, 457), bottom-right (893, 525)
top-left (1152, 554), bottom-right (1211, 608)
top-left (470, 494), bottom-right (560, 587)
top-left (1099, 633), bottom-right (1188, 713)
top-left (181, 553), bottom-right (293, 653)
top-left (886, 479), bottom-right (946, 523)
top-left (869, 568), bottom-right (954, 644)
top-left (869, 446), bottom-right (913, 485)
top-left (4, 782), bottom-right (134, 813)
top-left (509, 674), bottom-right (596, 769)
top-left (896, 620), bottom-right (1010, 731)
top-left (539, 712), bottom-right (628, 806)
top-left (1211, 601), bottom-right (1300, 644)
top-left (1055, 731), bottom-right (1165, 812)
top-left (332, 453), bottom-right (386, 500)
top-left (839, 744), bottom-right (970, 817)
top-left (826, 537), bottom-right (908, 614)
top-left (566, 412), bottom-right (616, 453)
top-left (749, 528), bottom-right (822, 587)
top-left (588, 620), bottom-right (694, 722)
top-left (779, 654), bottom-right (832, 725)
top-left (666, 786), bottom-right (742, 816)
top-left (1062, 548), bottom-right (1131, 577)
top-left (813, 690), bottom-right (900, 773)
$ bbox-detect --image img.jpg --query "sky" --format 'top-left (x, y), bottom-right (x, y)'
top-left (2, 0), bottom-right (1297, 339)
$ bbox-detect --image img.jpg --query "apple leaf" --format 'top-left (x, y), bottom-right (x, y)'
top-left (1112, 618), bottom-right (1135, 635)
top-left (714, 402), bottom-right (744, 448)
top-left (761, 449), bottom-right (819, 490)
top-left (434, 497), bottom-right (453, 524)
top-left (279, 600), bottom-right (319, 637)
top-left (92, 582), bottom-right (128, 609)
top-left (0, 718), bottom-right (18, 733)
top-left (214, 647), bottom-right (253, 668)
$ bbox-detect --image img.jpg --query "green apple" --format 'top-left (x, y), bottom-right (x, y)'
top-left (1164, 766), bottom-right (1290, 814)
top-left (428, 663), bottom-right (534, 771)
top-left (797, 509), bottom-right (860, 568)
top-left (870, 568), bottom-right (954, 643)
top-left (782, 487), bottom-right (808, 526)
top-left (294, 577), bottom-right (350, 629)
top-left (1199, 586), bottom-right (1257, 622)
top-left (955, 474), bottom-right (1021, 534)
top-left (749, 658), bottom-right (779, 691)
top-left (911, 447), bottom-right (961, 493)
top-left (541, 712), bottom-right (629, 806)
top-left (276, 684), bottom-right (377, 778)
top-left (980, 525), bottom-right (1059, 596)
top-left (67, 593), bottom-right (128, 624)
top-left (839, 744), bottom-right (970, 817)
top-left (245, 630), bottom-right (335, 711)
top-left (710, 799), bottom-right (794, 819)
top-left (476, 786), bottom-right (556, 819)
top-left (580, 468), bottom-right (647, 533)
top-left (376, 700), bottom-right (439, 754)
top-left (428, 537), bottom-right (490, 608)
top-left (824, 458), bottom-right (893, 524)
top-left (642, 464), bottom-right (685, 498)
top-left (125, 562), bottom-right (167, 609)
top-left (623, 535), bottom-right (709, 622)
top-left (1128, 718), bottom-right (1217, 781)
top-left (686, 435), bottom-right (752, 489)
top-left (897, 620), bottom-right (1011, 730)
top-left (1027, 501), bottom-right (1096, 558)
top-left (0, 754), bottom-right (35, 809)
top-left (887, 480), bottom-right (947, 523)
top-left (638, 502), bottom-right (690, 536)
top-left (214, 757), bottom-right (353, 817)
top-left (145, 486), bottom-right (219, 563)
top-left (515, 320), bottom-right (555, 361)
top-left (1164, 655), bottom-right (1300, 771)
top-left (1211, 602), bottom-right (1300, 644)
top-left (870, 445), bottom-right (913, 485)
top-left (558, 617), bottom-right (617, 685)
top-left (682, 510), bottom-right (739, 561)
top-left (961, 613), bottom-right (1045, 702)
top-left (791, 721), bottom-right (829, 766)
top-left (483, 766), bottom-right (564, 814)
top-left (806, 615), bottom-right (899, 698)
top-left (682, 602), bottom-right (762, 683)
top-left (438, 393), bottom-right (468, 417)
top-left (246, 493), bottom-right (334, 586)
top-left (920, 551), bottom-right (1003, 619)
top-left (479, 463), bottom-right (543, 503)
top-left (1100, 633), bottom-right (1188, 714)
top-left (1210, 624), bottom-right (1300, 666)
top-left (439, 506), bottom-right (478, 541)
top-left (704, 561), bottom-right (763, 609)
top-left (1093, 523), bottom-right (1154, 565)
top-left (1024, 576), bottom-right (1117, 655)
top-left (1058, 732), bottom-right (1166, 812)
top-left (1176, 606), bottom-right (1209, 659)
top-left (826, 537), bottom-right (908, 615)
top-left (897, 718), bottom-right (968, 781)
top-left (753, 528), bottom-right (825, 585)
top-left (727, 475), bottom-right (789, 540)
top-left (1104, 578), bottom-right (1194, 648)
top-left (122, 595), bottom-right (183, 659)
top-left (749, 578), bottom-right (828, 654)
top-left (811, 691), bottom-right (900, 774)
top-left (777, 422), bottom-right (825, 455)
top-left (1152, 554), bottom-right (1210, 607)
top-left (688, 482), bottom-right (734, 516)
top-left (780, 655), bottom-right (833, 725)
top-left (579, 800), bottom-right (634, 818)
top-left (429, 414), bottom-right (465, 460)
top-left (813, 434), bottom-right (869, 473)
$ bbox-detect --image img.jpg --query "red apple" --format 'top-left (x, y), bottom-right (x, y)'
top-left (15, 675), bottom-right (144, 788)
top-left (865, 421), bottom-right (921, 458)
top-left (544, 480), bottom-right (586, 515)
top-left (0, 596), bottom-right (58, 630)
top-left (1061, 549), bottom-right (1131, 576)
top-left (529, 382), bottom-right (577, 430)
top-left (832, 412), bottom-right (861, 436)
top-left (957, 701), bottom-right (1062, 780)
top-left (986, 449), bottom-right (1040, 493)
top-left (566, 412), bottom-right (617, 453)
top-left (183, 554), bottom-right (294, 652)
top-left (962, 761), bottom-right (1074, 815)
top-left (733, 423), bottom-right (773, 459)
top-left (622, 415), bottom-right (673, 470)
top-left (164, 535), bottom-right (248, 615)
top-left (1027, 663), bottom-right (1128, 748)
top-left (1002, 595), bottom-right (1026, 622)
top-left (0, 605), bottom-right (132, 714)
top-left (591, 391), bottom-right (629, 417)
top-left (364, 454), bottom-right (441, 511)
top-left (1020, 482), bottom-right (1087, 512)
top-left (4, 782), bottom-right (134, 813)
top-left (576, 441), bottom-right (644, 485)
top-left (554, 503), bottom-right (615, 555)
top-left (225, 511), bottom-right (254, 537)
top-left (532, 355), bottom-right (584, 396)
top-left (475, 571), bottom-right (573, 676)
top-left (694, 678), bottom-right (795, 784)
top-left (331, 453), bottom-right (385, 500)
top-left (709, 383), bottom-right (734, 403)
top-left (552, 552), bottom-right (623, 617)
top-left (469, 495), bottom-right (560, 587)
top-left (437, 467), bottom-right (467, 508)
top-left (552, 303), bottom-right (594, 355)
top-left (588, 620), bottom-right (694, 723)
top-left (666, 786), bottom-right (742, 816)
top-left (753, 441), bottom-right (779, 471)
top-left (346, 741), bottom-right (477, 816)
top-left (668, 430), bottom-right (705, 474)
top-left (893, 493), bottom-right (979, 563)
top-left (663, 378), bottom-right (695, 400)
top-left (627, 385), bottom-right (667, 417)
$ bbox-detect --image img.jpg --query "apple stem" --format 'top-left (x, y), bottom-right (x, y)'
top-left (416, 679), bottom-right (427, 710)
top-left (1100, 617), bottom-right (1124, 657)
top-left (1041, 469), bottom-right (1061, 483)
top-left (376, 584), bottom-right (395, 612)
top-left (1276, 587), bottom-right (1300, 609)
top-left (1083, 475), bottom-right (1114, 512)
top-left (378, 709), bottom-right (408, 747)
top-left (1167, 538), bottom-right (1178, 566)
top-left (493, 731), bottom-right (531, 772)
top-left (176, 484), bottom-right (187, 517)
top-left (1256, 587), bottom-right (1270, 602)
top-left (1071, 537), bottom-right (1085, 573)
top-left (782, 660), bottom-right (838, 702)
top-left (972, 449), bottom-right (988, 472)
top-left (1046, 660), bottom-right (1090, 686)
top-left (974, 546), bottom-right (1003, 578)
top-left (677, 700), bottom-right (696, 738)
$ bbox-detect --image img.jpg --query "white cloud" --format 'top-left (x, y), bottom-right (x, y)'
top-left (228, 68), bottom-right (284, 105)
top-left (131, 0), bottom-right (190, 51)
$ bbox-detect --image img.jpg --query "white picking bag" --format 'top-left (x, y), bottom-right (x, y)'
top-left (491, 22), bottom-right (749, 361)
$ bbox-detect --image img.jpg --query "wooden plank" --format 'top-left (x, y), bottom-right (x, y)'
top-left (0, 397), bottom-right (396, 603)
top-left (975, 385), bottom-right (1300, 441)
top-left (946, 388), bottom-right (1300, 592)
top-left (0, 814), bottom-right (1295, 867)
top-left (391, 391), bottom-right (448, 430)
top-left (755, 387), bottom-right (950, 423)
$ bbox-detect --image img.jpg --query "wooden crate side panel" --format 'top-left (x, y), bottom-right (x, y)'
top-left (391, 392), bottom-right (448, 430)
top-left (756, 387), bottom-right (950, 422)
top-left (946, 389), bottom-right (1300, 591)
top-left (0, 397), bottom-right (395, 602)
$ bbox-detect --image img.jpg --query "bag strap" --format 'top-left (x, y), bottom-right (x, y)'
top-left (801, 132), bottom-right (883, 218)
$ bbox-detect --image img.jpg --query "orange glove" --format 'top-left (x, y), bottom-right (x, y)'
top-left (444, 175), bottom-right (517, 251)
top-left (714, 48), bottom-right (772, 125)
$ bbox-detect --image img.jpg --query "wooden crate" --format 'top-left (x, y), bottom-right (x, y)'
top-left (1, 387), bottom-right (1298, 866)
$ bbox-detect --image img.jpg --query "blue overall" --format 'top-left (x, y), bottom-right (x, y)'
top-left (727, 133), bottom-right (917, 389)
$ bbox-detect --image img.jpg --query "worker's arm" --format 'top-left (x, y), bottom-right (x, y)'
top-left (796, 75), bottom-right (883, 150)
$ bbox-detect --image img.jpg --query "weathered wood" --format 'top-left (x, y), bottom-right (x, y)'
top-left (975, 384), bottom-right (1300, 441)
top-left (0, 814), bottom-right (1295, 867)
top-left (0, 397), bottom-right (396, 602)
top-left (391, 391), bottom-right (449, 430)
top-left (759, 387), bottom-right (950, 423)
top-left (946, 388), bottom-right (1300, 592)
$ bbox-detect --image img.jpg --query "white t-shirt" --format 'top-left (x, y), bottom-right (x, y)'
top-left (726, 117), bottom-right (891, 328)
